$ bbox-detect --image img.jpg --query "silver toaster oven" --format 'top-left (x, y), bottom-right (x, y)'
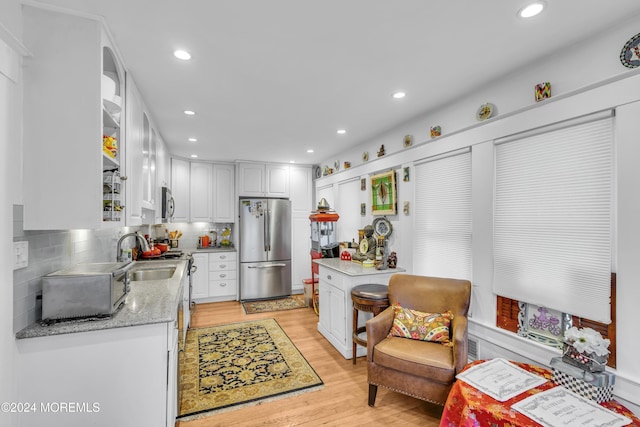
top-left (42, 262), bottom-right (133, 321)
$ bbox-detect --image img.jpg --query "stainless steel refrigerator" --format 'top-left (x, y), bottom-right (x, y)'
top-left (239, 198), bottom-right (292, 300)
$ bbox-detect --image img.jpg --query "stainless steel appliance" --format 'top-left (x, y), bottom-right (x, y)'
top-left (42, 262), bottom-right (133, 321)
top-left (161, 186), bottom-right (175, 223)
top-left (239, 198), bottom-right (292, 300)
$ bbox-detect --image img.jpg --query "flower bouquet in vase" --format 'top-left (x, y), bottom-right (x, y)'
top-left (562, 326), bottom-right (610, 372)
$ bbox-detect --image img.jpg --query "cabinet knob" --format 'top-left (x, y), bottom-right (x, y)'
top-left (220, 255), bottom-right (226, 259)
top-left (120, 176), bottom-right (128, 181)
top-left (220, 274), bottom-right (226, 278)
top-left (220, 282), bottom-right (227, 287)
top-left (220, 264), bottom-right (226, 269)
top-left (327, 274), bottom-right (332, 280)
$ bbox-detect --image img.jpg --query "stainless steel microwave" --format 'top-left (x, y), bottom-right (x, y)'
top-left (161, 186), bottom-right (175, 223)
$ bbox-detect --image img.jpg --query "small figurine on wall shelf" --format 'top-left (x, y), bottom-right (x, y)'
top-left (377, 144), bottom-right (385, 157)
top-left (387, 251), bottom-right (397, 269)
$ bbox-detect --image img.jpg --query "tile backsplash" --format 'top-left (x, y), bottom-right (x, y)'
top-left (12, 205), bottom-right (139, 333)
top-left (12, 205), bottom-right (234, 333)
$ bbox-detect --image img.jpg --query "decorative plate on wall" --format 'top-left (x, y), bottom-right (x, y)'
top-left (476, 102), bottom-right (495, 121)
top-left (313, 165), bottom-right (321, 179)
top-left (372, 216), bottom-right (393, 238)
top-left (403, 134), bottom-right (413, 148)
top-left (620, 32), bottom-right (640, 68)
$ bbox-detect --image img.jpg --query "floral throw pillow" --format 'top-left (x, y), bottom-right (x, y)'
top-left (388, 304), bottom-right (453, 344)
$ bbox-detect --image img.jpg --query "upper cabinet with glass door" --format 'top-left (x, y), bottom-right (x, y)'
top-left (22, 5), bottom-right (127, 229)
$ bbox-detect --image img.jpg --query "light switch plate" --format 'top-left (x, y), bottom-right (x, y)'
top-left (13, 241), bottom-right (28, 270)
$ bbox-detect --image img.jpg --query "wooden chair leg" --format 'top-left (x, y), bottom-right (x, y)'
top-left (368, 384), bottom-right (378, 407)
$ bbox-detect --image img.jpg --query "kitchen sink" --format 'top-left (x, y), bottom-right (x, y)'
top-left (129, 267), bottom-right (176, 281)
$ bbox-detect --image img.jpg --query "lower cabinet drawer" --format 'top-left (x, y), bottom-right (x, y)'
top-left (208, 279), bottom-right (237, 297)
top-left (209, 270), bottom-right (237, 281)
top-left (209, 261), bottom-right (235, 271)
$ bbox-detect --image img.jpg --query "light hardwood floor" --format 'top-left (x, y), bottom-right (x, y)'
top-left (176, 300), bottom-right (443, 427)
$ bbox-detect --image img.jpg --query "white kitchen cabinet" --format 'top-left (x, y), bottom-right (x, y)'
top-left (190, 162), bottom-right (213, 222)
top-left (191, 251), bottom-right (237, 302)
top-left (213, 163), bottom-right (236, 223)
top-left (154, 135), bottom-right (170, 224)
top-left (290, 165), bottom-right (313, 293)
top-left (125, 75), bottom-right (145, 225)
top-left (191, 252), bottom-right (209, 300)
top-left (238, 162), bottom-right (290, 198)
top-left (17, 322), bottom-right (173, 427)
top-left (22, 6), bottom-right (126, 229)
top-left (316, 261), bottom-right (400, 359)
top-left (171, 158), bottom-right (190, 222)
top-left (208, 251), bottom-right (237, 300)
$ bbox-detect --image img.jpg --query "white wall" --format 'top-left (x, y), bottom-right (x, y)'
top-left (1, 1), bottom-right (25, 422)
top-left (314, 17), bottom-right (640, 412)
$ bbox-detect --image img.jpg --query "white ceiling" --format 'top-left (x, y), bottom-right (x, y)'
top-left (32, 0), bottom-right (640, 164)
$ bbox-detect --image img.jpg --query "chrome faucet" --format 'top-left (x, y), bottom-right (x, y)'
top-left (116, 232), bottom-right (151, 262)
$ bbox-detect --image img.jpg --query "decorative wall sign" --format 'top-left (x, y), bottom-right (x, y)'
top-left (360, 178), bottom-right (366, 191)
top-left (360, 203), bottom-right (366, 216)
top-left (371, 170), bottom-right (397, 216)
top-left (620, 32), bottom-right (640, 68)
top-left (534, 82), bottom-right (551, 102)
top-left (403, 167), bottom-right (410, 182)
top-left (517, 302), bottom-right (571, 350)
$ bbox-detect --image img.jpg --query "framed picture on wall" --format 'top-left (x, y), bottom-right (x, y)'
top-left (370, 170), bottom-right (397, 216)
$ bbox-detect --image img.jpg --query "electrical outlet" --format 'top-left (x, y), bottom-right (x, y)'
top-left (13, 241), bottom-right (28, 270)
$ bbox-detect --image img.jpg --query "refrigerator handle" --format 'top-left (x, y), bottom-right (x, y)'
top-left (248, 263), bottom-right (287, 269)
top-left (265, 206), bottom-right (271, 252)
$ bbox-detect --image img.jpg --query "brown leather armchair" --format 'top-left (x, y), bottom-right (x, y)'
top-left (366, 274), bottom-right (472, 406)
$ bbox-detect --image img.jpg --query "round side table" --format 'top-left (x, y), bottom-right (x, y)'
top-left (351, 284), bottom-right (390, 365)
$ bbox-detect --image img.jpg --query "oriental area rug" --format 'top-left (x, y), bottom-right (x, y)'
top-left (242, 295), bottom-right (308, 314)
top-left (178, 318), bottom-right (323, 419)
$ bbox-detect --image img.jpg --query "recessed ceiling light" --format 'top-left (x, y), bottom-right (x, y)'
top-left (190, 154), bottom-right (198, 158)
top-left (518, 2), bottom-right (545, 18)
top-left (289, 160), bottom-right (296, 164)
top-left (188, 138), bottom-right (197, 142)
top-left (392, 91), bottom-right (406, 99)
top-left (307, 149), bottom-right (314, 153)
top-left (337, 129), bottom-right (346, 134)
top-left (174, 50), bottom-right (191, 60)
top-left (184, 110), bottom-right (196, 116)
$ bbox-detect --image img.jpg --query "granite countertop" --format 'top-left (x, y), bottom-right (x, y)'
top-left (313, 258), bottom-right (405, 276)
top-left (16, 259), bottom-right (188, 339)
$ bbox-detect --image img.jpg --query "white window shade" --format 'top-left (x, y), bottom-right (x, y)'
top-left (414, 150), bottom-right (472, 280)
top-left (493, 115), bottom-right (613, 323)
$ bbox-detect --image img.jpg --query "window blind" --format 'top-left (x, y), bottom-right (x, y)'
top-left (493, 115), bottom-right (613, 323)
top-left (414, 150), bottom-right (472, 280)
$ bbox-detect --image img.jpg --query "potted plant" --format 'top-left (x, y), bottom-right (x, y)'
top-left (562, 326), bottom-right (610, 372)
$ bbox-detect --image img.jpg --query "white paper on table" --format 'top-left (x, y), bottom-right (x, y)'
top-left (511, 386), bottom-right (632, 427)
top-left (455, 358), bottom-right (548, 402)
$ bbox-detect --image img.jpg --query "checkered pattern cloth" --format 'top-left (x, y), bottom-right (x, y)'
top-left (552, 368), bottom-right (614, 403)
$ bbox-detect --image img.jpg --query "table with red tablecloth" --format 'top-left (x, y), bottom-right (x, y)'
top-left (440, 360), bottom-right (640, 427)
